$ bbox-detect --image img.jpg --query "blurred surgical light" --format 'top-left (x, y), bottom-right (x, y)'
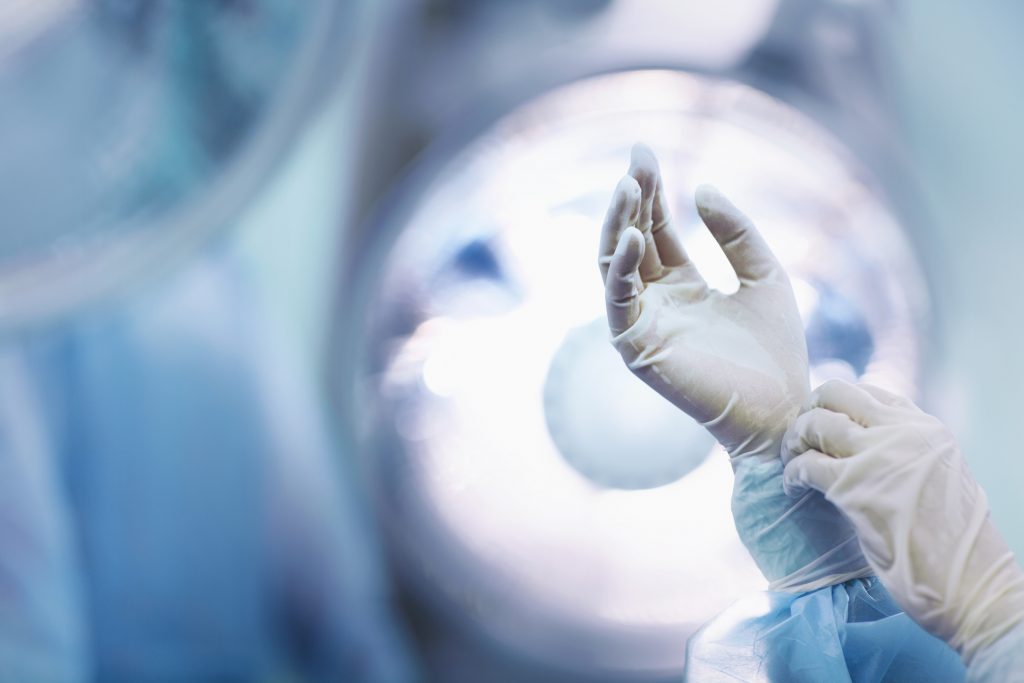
top-left (342, 69), bottom-right (929, 678)
top-left (0, 0), bottom-right (355, 328)
top-left (586, 0), bottom-right (780, 69)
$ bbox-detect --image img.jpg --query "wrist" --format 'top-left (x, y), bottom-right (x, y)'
top-left (723, 400), bottom-right (803, 463)
top-left (730, 455), bottom-right (870, 589)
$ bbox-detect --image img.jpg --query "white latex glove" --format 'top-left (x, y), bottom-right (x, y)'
top-left (782, 379), bottom-right (1024, 666)
top-left (600, 144), bottom-right (871, 589)
top-left (600, 144), bottom-right (807, 457)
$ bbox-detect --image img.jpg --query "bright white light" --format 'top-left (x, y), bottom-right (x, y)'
top-left (0, 0), bottom-right (78, 60)
top-left (367, 69), bottom-right (927, 673)
top-left (791, 277), bottom-right (821, 320)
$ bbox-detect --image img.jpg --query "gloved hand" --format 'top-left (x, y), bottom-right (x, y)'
top-left (601, 144), bottom-right (808, 455)
top-left (782, 379), bottom-right (1024, 665)
top-left (600, 144), bottom-right (871, 589)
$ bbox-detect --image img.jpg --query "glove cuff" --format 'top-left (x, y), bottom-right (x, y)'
top-left (731, 457), bottom-right (871, 590)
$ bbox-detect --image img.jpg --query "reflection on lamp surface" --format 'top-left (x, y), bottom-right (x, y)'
top-left (352, 70), bottom-right (927, 676)
top-left (0, 1), bottom-right (352, 327)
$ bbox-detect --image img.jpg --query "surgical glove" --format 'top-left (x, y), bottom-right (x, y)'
top-left (600, 144), bottom-right (871, 589)
top-left (601, 148), bottom-right (806, 457)
top-left (782, 379), bottom-right (1024, 666)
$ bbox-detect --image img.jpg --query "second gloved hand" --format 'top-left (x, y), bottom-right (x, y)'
top-left (782, 380), bottom-right (1024, 666)
top-left (600, 144), bottom-right (871, 590)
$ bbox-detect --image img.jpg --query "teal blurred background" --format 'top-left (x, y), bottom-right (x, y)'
top-left (886, 1), bottom-right (1024, 560)
top-left (3, 1), bottom-right (1024, 681)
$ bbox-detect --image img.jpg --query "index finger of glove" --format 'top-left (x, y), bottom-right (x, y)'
top-left (782, 407), bottom-right (866, 465)
top-left (807, 379), bottom-right (885, 428)
top-left (858, 383), bottom-right (915, 410)
top-left (783, 449), bottom-right (844, 497)
top-left (599, 175), bottom-right (642, 282)
top-left (605, 227), bottom-right (645, 335)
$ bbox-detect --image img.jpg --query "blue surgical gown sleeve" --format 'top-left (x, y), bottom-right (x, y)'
top-left (686, 456), bottom-right (966, 682)
top-left (20, 254), bottom-right (417, 682)
top-left (685, 577), bottom-right (966, 682)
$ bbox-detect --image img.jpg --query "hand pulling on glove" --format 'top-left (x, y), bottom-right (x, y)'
top-left (783, 379), bottom-right (1024, 664)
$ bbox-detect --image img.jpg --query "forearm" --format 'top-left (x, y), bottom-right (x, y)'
top-left (730, 455), bottom-right (872, 591)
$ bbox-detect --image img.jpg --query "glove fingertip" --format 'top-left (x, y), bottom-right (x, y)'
top-left (629, 141), bottom-right (658, 167)
top-left (694, 183), bottom-right (723, 211)
top-left (618, 226), bottom-right (645, 265)
top-left (782, 464), bottom-right (807, 498)
top-left (615, 174), bottom-right (642, 201)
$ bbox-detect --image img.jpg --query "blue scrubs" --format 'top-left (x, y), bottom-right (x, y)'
top-left (0, 253), bottom-right (416, 682)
